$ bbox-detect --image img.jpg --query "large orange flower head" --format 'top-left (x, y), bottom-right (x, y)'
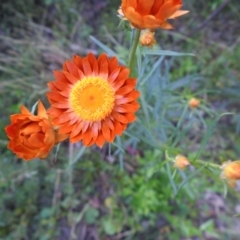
top-left (47, 53), bottom-right (140, 148)
top-left (5, 101), bottom-right (66, 161)
top-left (120, 0), bottom-right (188, 29)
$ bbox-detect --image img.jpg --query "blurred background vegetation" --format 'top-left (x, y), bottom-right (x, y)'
top-left (0, 0), bottom-right (240, 239)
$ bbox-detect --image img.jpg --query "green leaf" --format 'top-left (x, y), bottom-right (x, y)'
top-left (175, 165), bottom-right (206, 196)
top-left (125, 130), bottom-right (178, 154)
top-left (193, 112), bottom-right (233, 162)
top-left (144, 49), bottom-right (195, 57)
top-left (84, 208), bottom-right (99, 224)
top-left (103, 219), bottom-right (117, 235)
top-left (140, 56), bottom-right (164, 86)
top-left (166, 162), bottom-right (177, 195)
top-left (89, 36), bottom-right (117, 57)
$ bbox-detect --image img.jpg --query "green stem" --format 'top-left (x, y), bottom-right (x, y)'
top-left (128, 29), bottom-right (141, 77)
top-left (196, 159), bottom-right (220, 169)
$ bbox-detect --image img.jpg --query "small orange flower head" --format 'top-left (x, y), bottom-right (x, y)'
top-left (174, 154), bottom-right (190, 170)
top-left (221, 161), bottom-right (240, 180)
top-left (189, 98), bottom-right (200, 109)
top-left (140, 30), bottom-right (157, 48)
top-left (220, 161), bottom-right (240, 187)
top-left (120, 0), bottom-right (189, 30)
top-left (5, 101), bottom-right (67, 161)
top-left (47, 53), bottom-right (140, 148)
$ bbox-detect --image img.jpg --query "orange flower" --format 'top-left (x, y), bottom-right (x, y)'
top-left (5, 101), bottom-right (67, 161)
top-left (174, 154), bottom-right (190, 170)
top-left (46, 53), bottom-right (140, 148)
top-left (220, 160), bottom-right (240, 187)
top-left (120, 0), bottom-right (188, 29)
top-left (189, 98), bottom-right (200, 109)
top-left (139, 30), bottom-right (157, 48)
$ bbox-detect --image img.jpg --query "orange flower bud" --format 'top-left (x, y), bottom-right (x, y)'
top-left (174, 155), bottom-right (190, 170)
top-left (220, 161), bottom-right (240, 187)
top-left (140, 30), bottom-right (157, 48)
top-left (188, 98), bottom-right (200, 109)
top-left (5, 101), bottom-right (68, 161)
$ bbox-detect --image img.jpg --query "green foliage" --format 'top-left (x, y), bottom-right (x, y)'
top-left (1, 0), bottom-right (240, 239)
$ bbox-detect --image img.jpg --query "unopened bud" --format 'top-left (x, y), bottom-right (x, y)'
top-left (189, 98), bottom-right (200, 109)
top-left (174, 155), bottom-right (190, 170)
top-left (140, 30), bottom-right (157, 48)
top-left (221, 160), bottom-right (240, 182)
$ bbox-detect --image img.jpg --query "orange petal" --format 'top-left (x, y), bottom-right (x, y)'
top-left (65, 61), bottom-right (79, 78)
top-left (96, 133), bottom-right (105, 148)
top-left (46, 92), bottom-right (65, 102)
top-left (125, 113), bottom-right (136, 122)
top-left (52, 102), bottom-right (70, 109)
top-left (104, 118), bottom-right (114, 131)
top-left (47, 107), bottom-right (64, 118)
top-left (82, 57), bottom-right (92, 76)
top-left (47, 82), bottom-right (58, 91)
top-left (169, 10), bottom-right (189, 19)
top-left (53, 111), bottom-right (76, 125)
top-left (72, 55), bottom-right (83, 70)
top-left (108, 67), bottom-right (121, 84)
top-left (136, 0), bottom-right (155, 15)
top-left (151, 0), bottom-right (164, 15)
top-left (5, 123), bottom-right (19, 139)
top-left (156, 2), bottom-right (181, 20)
top-left (112, 112), bottom-right (128, 124)
top-left (28, 132), bottom-right (45, 147)
top-left (117, 68), bottom-right (130, 80)
top-left (58, 123), bottom-right (73, 134)
top-left (43, 128), bottom-right (55, 145)
top-left (98, 54), bottom-right (109, 80)
top-left (52, 81), bottom-right (70, 91)
top-left (87, 52), bottom-right (97, 69)
top-left (82, 129), bottom-right (93, 146)
top-left (37, 101), bottom-right (48, 119)
top-left (116, 85), bottom-right (135, 95)
top-left (20, 122), bottom-right (41, 135)
top-left (55, 132), bottom-right (69, 144)
top-left (113, 121), bottom-right (123, 135)
top-left (102, 122), bottom-right (111, 141)
top-left (125, 7), bottom-right (144, 29)
top-left (53, 70), bottom-right (69, 83)
top-left (91, 122), bottom-right (100, 141)
top-left (70, 121), bottom-right (83, 138)
top-left (108, 57), bottom-right (119, 74)
top-left (20, 105), bottom-right (31, 115)
top-left (64, 71), bottom-right (79, 85)
top-left (143, 15), bottom-right (160, 29)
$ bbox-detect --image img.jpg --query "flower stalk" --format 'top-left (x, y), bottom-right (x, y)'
top-left (128, 29), bottom-right (141, 77)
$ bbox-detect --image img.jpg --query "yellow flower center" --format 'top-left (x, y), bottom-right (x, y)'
top-left (69, 76), bottom-right (115, 122)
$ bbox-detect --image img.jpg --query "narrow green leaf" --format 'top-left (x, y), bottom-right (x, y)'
top-left (139, 93), bottom-right (150, 126)
top-left (140, 56), bottom-right (164, 86)
top-left (125, 130), bottom-right (178, 154)
top-left (193, 112), bottom-right (233, 162)
top-left (166, 162), bottom-right (177, 195)
top-left (89, 36), bottom-right (117, 56)
top-left (144, 49), bottom-right (195, 57)
top-left (175, 165), bottom-right (206, 196)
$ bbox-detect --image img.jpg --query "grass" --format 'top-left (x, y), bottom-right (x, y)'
top-left (0, 0), bottom-right (240, 239)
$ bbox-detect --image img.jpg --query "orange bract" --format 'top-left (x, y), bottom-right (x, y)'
top-left (46, 53), bottom-right (140, 148)
top-left (120, 0), bottom-right (188, 29)
top-left (5, 101), bottom-right (67, 160)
